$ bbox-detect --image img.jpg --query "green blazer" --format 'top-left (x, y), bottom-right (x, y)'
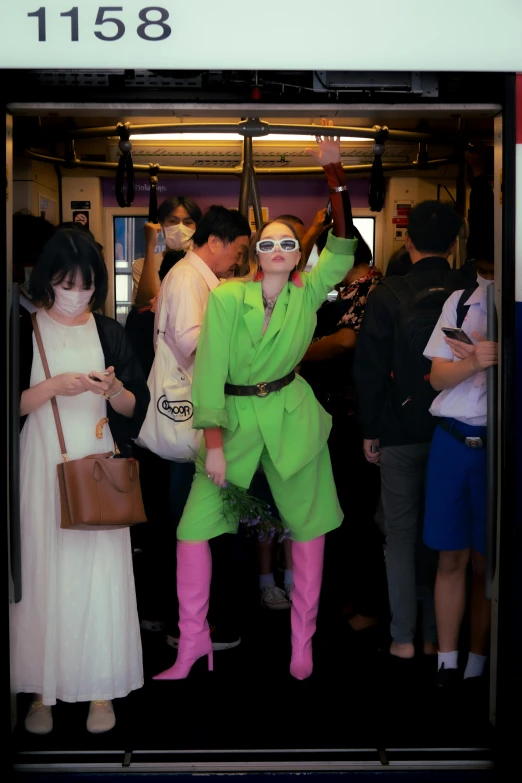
top-left (191, 232), bottom-right (358, 487)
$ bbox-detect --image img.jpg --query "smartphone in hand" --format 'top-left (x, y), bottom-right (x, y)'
top-left (88, 371), bottom-right (111, 382)
top-left (441, 327), bottom-right (473, 345)
top-left (324, 200), bottom-right (332, 225)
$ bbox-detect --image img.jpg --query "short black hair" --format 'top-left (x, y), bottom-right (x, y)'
top-left (159, 249), bottom-right (186, 281)
top-left (157, 196), bottom-right (202, 225)
top-left (407, 201), bottom-right (463, 254)
top-left (192, 205), bottom-right (251, 248)
top-left (386, 245), bottom-right (412, 277)
top-left (275, 214), bottom-right (305, 227)
top-left (29, 228), bottom-right (108, 311)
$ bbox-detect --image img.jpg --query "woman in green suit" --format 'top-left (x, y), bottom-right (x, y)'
top-left (154, 132), bottom-right (358, 682)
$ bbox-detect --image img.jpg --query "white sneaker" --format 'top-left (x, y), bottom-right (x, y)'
top-left (25, 701), bottom-right (53, 734)
top-left (261, 585), bottom-right (291, 610)
top-left (140, 619), bottom-right (165, 632)
top-left (86, 700), bottom-right (115, 734)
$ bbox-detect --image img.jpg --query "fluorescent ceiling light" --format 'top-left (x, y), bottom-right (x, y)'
top-left (130, 133), bottom-right (372, 142)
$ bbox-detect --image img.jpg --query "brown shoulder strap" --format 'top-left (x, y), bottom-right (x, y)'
top-left (31, 312), bottom-right (69, 461)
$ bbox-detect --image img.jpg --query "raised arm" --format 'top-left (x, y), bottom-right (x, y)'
top-left (306, 122), bottom-right (354, 240)
top-left (300, 208), bottom-right (331, 262)
top-left (134, 222), bottom-right (162, 308)
top-left (305, 130), bottom-right (357, 308)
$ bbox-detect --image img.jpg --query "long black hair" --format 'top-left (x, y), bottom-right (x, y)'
top-left (29, 229), bottom-right (108, 311)
top-left (316, 223), bottom-right (372, 266)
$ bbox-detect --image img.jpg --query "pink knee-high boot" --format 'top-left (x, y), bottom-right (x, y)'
top-left (289, 535), bottom-right (325, 680)
top-left (153, 541), bottom-right (213, 680)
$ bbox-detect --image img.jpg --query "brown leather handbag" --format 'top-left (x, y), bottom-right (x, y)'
top-left (31, 313), bottom-right (147, 531)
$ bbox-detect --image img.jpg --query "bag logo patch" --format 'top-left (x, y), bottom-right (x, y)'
top-left (157, 396), bottom-right (194, 422)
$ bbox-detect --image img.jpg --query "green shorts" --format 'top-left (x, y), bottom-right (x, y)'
top-left (177, 443), bottom-right (342, 543)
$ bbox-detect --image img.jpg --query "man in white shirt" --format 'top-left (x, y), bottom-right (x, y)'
top-left (155, 204), bottom-right (251, 651)
top-left (423, 264), bottom-right (497, 693)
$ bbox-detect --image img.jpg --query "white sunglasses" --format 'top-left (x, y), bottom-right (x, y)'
top-left (256, 238), bottom-right (299, 253)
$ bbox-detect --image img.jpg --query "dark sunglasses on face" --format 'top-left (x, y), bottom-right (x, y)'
top-left (256, 238), bottom-right (299, 253)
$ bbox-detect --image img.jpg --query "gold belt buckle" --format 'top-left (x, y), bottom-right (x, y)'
top-left (256, 382), bottom-right (269, 397)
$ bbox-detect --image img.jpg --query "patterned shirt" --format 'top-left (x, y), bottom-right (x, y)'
top-left (336, 268), bottom-right (383, 332)
top-left (300, 267), bottom-right (382, 407)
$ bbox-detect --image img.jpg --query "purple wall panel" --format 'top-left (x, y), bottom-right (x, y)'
top-left (102, 177), bottom-right (370, 227)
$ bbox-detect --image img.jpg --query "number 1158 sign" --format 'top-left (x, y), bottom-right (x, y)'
top-left (2, 0), bottom-right (249, 69)
top-left (28, 5), bottom-right (172, 42)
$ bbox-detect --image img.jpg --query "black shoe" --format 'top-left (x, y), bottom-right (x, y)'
top-left (140, 619), bottom-right (166, 633)
top-left (436, 663), bottom-right (460, 690)
top-left (167, 625), bottom-right (241, 652)
top-left (462, 674), bottom-right (488, 709)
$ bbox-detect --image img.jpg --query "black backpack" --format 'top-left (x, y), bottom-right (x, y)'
top-left (381, 271), bottom-right (463, 442)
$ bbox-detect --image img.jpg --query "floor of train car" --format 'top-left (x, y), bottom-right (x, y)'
top-left (12, 539), bottom-right (493, 763)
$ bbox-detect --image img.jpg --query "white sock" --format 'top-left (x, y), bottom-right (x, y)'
top-left (259, 573), bottom-right (275, 589)
top-left (283, 569), bottom-right (293, 587)
top-left (438, 650), bottom-right (458, 671)
top-left (463, 652), bottom-right (487, 679)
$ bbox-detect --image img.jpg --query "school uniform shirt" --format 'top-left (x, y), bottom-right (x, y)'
top-left (153, 249), bottom-right (219, 373)
top-left (423, 287), bottom-right (488, 427)
top-left (131, 252), bottom-right (164, 303)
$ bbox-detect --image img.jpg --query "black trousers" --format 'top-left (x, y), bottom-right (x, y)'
top-left (323, 400), bottom-right (389, 619)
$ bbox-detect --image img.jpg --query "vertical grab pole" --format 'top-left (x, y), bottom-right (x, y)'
top-left (485, 282), bottom-right (498, 600)
top-left (10, 283), bottom-right (22, 602)
top-left (454, 118), bottom-right (467, 270)
top-left (249, 162), bottom-right (263, 231)
top-left (239, 135), bottom-right (252, 219)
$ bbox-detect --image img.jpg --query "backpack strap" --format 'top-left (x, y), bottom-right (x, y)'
top-left (379, 274), bottom-right (417, 308)
top-left (456, 288), bottom-right (476, 328)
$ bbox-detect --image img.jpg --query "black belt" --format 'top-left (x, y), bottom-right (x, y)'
top-left (225, 371), bottom-right (295, 398)
top-left (437, 418), bottom-right (487, 449)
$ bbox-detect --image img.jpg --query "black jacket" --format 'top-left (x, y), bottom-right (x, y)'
top-left (124, 306), bottom-right (155, 379)
top-left (354, 257), bottom-right (462, 447)
top-left (19, 307), bottom-right (150, 456)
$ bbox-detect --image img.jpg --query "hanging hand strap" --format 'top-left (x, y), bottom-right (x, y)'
top-left (368, 127), bottom-right (387, 213)
top-left (31, 313), bottom-right (69, 462)
top-left (115, 123), bottom-right (135, 208)
top-left (148, 163), bottom-right (160, 222)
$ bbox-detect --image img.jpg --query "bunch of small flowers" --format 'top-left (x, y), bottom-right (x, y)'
top-left (220, 481), bottom-right (290, 543)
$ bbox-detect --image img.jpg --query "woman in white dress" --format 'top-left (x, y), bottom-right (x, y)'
top-left (12, 228), bottom-right (150, 735)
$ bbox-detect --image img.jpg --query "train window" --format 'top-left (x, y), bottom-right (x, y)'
top-left (113, 215), bottom-right (166, 324)
top-left (315, 216), bottom-right (375, 299)
top-left (354, 217), bottom-right (375, 261)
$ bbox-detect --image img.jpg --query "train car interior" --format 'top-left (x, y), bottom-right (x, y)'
top-left (5, 68), bottom-right (517, 776)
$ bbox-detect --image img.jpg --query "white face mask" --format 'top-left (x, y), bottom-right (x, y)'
top-left (52, 286), bottom-right (94, 318)
top-left (476, 274), bottom-right (494, 294)
top-left (163, 224), bottom-right (195, 251)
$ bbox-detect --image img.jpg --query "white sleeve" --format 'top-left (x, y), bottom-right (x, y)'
top-left (131, 257), bottom-right (144, 303)
top-left (163, 268), bottom-right (206, 360)
top-left (423, 290), bottom-right (462, 361)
